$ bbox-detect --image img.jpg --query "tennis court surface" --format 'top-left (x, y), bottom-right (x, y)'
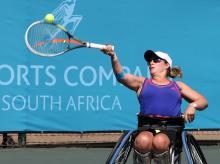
top-left (1, 131), bottom-right (220, 163)
top-left (0, 146), bottom-right (219, 164)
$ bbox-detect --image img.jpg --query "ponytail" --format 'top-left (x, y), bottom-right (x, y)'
top-left (169, 66), bottom-right (183, 78)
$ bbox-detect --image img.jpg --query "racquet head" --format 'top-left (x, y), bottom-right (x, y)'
top-left (25, 21), bottom-right (86, 57)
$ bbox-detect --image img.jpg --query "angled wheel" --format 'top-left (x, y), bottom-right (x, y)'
top-left (106, 130), bottom-right (134, 164)
top-left (186, 133), bottom-right (207, 164)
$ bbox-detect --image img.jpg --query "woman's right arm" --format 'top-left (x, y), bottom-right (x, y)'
top-left (101, 45), bottom-right (145, 92)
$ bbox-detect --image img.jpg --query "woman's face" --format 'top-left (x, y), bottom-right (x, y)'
top-left (147, 56), bottom-right (170, 76)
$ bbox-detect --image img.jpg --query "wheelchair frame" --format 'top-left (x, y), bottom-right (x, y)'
top-left (106, 116), bottom-right (207, 164)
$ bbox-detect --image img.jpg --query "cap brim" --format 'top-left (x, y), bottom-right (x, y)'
top-left (144, 50), bottom-right (157, 62)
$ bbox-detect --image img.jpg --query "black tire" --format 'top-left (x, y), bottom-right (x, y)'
top-left (106, 131), bottom-right (134, 164)
top-left (187, 133), bottom-right (207, 164)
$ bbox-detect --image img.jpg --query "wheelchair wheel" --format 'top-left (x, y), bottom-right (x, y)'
top-left (115, 134), bottom-right (133, 163)
top-left (187, 133), bottom-right (207, 164)
top-left (106, 130), bottom-right (134, 164)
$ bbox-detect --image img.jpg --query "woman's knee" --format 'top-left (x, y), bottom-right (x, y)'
top-left (134, 131), bottom-right (153, 153)
top-left (152, 133), bottom-right (170, 153)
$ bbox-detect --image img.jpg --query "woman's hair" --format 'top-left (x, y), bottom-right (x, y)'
top-left (168, 66), bottom-right (183, 78)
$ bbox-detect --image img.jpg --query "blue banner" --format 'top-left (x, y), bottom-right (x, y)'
top-left (0, 0), bottom-right (219, 131)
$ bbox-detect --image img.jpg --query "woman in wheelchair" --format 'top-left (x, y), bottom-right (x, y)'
top-left (101, 46), bottom-right (208, 163)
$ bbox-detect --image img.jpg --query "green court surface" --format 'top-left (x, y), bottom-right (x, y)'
top-left (0, 146), bottom-right (219, 164)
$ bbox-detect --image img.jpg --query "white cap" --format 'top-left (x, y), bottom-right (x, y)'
top-left (144, 50), bottom-right (172, 68)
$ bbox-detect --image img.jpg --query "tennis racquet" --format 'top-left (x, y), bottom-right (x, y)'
top-left (25, 20), bottom-right (113, 57)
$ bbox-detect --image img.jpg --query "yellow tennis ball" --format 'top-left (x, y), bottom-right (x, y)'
top-left (44, 14), bottom-right (54, 23)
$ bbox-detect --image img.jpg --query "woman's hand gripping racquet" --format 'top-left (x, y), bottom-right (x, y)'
top-left (25, 14), bottom-right (114, 57)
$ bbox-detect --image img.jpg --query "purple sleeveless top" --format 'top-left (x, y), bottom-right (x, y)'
top-left (138, 78), bottom-right (182, 116)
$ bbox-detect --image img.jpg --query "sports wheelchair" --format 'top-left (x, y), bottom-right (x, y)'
top-left (106, 114), bottom-right (207, 164)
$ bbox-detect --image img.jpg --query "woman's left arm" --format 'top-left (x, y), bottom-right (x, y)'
top-left (176, 81), bottom-right (208, 122)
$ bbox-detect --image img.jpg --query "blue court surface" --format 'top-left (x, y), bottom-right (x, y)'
top-left (0, 146), bottom-right (219, 164)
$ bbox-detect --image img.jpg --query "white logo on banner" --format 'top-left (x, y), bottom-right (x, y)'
top-left (0, 64), bottom-right (144, 112)
top-left (52, 0), bottom-right (82, 35)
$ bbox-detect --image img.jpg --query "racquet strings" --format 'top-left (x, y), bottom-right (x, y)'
top-left (27, 22), bottom-right (70, 55)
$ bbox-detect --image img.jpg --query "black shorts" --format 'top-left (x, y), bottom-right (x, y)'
top-left (137, 114), bottom-right (184, 154)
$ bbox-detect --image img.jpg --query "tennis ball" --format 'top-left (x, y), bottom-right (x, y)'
top-left (44, 14), bottom-right (55, 23)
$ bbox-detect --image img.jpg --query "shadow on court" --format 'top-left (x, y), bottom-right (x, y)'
top-left (0, 146), bottom-right (219, 164)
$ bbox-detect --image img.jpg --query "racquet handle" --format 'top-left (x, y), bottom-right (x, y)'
top-left (86, 43), bottom-right (114, 50)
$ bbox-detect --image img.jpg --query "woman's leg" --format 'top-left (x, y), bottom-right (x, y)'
top-left (133, 131), bottom-right (154, 164)
top-left (152, 133), bottom-right (170, 164)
